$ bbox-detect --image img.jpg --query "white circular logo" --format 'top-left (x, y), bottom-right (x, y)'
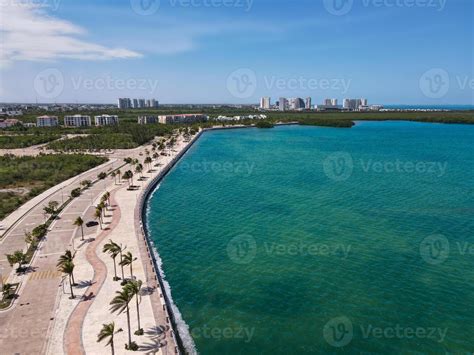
top-left (323, 316), bottom-right (353, 347)
top-left (419, 68), bottom-right (450, 99)
top-left (226, 234), bottom-right (257, 264)
top-left (323, 0), bottom-right (354, 16)
top-left (323, 152), bottom-right (354, 182)
top-left (34, 68), bottom-right (64, 99)
top-left (130, 0), bottom-right (160, 15)
top-left (420, 234), bottom-right (450, 265)
top-left (226, 68), bottom-right (257, 99)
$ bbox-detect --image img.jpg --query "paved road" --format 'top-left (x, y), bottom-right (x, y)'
top-left (0, 152), bottom-right (137, 354)
top-left (0, 159), bottom-right (117, 279)
top-left (0, 141), bottom-right (178, 355)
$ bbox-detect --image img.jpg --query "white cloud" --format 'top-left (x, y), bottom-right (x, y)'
top-left (0, 1), bottom-right (142, 67)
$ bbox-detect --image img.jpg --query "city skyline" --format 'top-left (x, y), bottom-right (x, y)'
top-left (0, 0), bottom-right (473, 105)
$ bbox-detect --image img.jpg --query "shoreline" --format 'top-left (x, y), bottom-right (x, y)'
top-left (137, 129), bottom-right (205, 354)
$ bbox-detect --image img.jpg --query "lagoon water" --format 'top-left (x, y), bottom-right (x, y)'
top-left (147, 122), bottom-right (474, 354)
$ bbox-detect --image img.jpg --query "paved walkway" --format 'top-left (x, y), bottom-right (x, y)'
top-left (63, 189), bottom-right (122, 355)
top-left (0, 135), bottom-right (189, 354)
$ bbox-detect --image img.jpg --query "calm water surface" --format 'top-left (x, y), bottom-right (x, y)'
top-left (146, 121), bottom-right (474, 354)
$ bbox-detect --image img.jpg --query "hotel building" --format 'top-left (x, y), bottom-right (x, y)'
top-left (158, 114), bottom-right (207, 124)
top-left (64, 115), bottom-right (92, 127)
top-left (137, 116), bottom-right (158, 125)
top-left (36, 115), bottom-right (59, 127)
top-left (94, 115), bottom-right (119, 126)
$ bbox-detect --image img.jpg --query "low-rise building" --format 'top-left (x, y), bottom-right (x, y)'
top-left (37, 115), bottom-right (59, 127)
top-left (158, 114), bottom-right (207, 124)
top-left (64, 115), bottom-right (91, 127)
top-left (0, 118), bottom-right (21, 129)
top-left (94, 114), bottom-right (119, 126)
top-left (137, 116), bottom-right (158, 125)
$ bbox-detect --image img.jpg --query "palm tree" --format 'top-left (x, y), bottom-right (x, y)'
top-left (124, 280), bottom-right (143, 335)
top-left (119, 251), bottom-right (137, 279)
top-left (58, 260), bottom-right (75, 299)
top-left (116, 243), bottom-right (127, 281)
top-left (57, 250), bottom-right (76, 285)
top-left (97, 322), bottom-right (123, 355)
top-left (104, 191), bottom-right (111, 206)
top-left (135, 164), bottom-right (143, 180)
top-left (73, 216), bottom-right (85, 241)
top-left (6, 250), bottom-right (27, 272)
top-left (110, 288), bottom-right (134, 350)
top-left (103, 241), bottom-right (120, 281)
top-left (144, 157), bottom-right (152, 172)
top-left (122, 170), bottom-right (134, 188)
top-left (24, 232), bottom-right (35, 249)
top-left (43, 200), bottom-right (59, 218)
top-left (95, 209), bottom-right (103, 229)
top-left (2, 283), bottom-right (15, 300)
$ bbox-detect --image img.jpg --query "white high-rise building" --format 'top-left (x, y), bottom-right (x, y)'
top-left (278, 97), bottom-right (287, 111)
top-left (343, 99), bottom-right (351, 110)
top-left (305, 97), bottom-right (312, 110)
top-left (324, 98), bottom-right (332, 106)
top-left (117, 98), bottom-right (131, 109)
top-left (331, 99), bottom-right (338, 106)
top-left (260, 97), bottom-right (271, 109)
top-left (361, 98), bottom-right (368, 106)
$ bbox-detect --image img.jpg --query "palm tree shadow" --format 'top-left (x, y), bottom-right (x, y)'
top-left (139, 325), bottom-right (169, 354)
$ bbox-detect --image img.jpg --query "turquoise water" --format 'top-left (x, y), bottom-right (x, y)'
top-left (147, 122), bottom-right (474, 354)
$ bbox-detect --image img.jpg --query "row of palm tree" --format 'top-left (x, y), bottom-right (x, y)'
top-left (103, 240), bottom-right (136, 282)
top-left (98, 239), bottom-right (143, 353)
top-left (98, 279), bottom-right (143, 352)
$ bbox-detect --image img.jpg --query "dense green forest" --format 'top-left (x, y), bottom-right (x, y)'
top-left (0, 134), bottom-right (60, 149)
top-left (1, 109), bottom-right (473, 151)
top-left (0, 154), bottom-right (107, 219)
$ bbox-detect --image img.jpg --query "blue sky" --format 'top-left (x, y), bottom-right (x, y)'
top-left (0, 0), bottom-right (472, 105)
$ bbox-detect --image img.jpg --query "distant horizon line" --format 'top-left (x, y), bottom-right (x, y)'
top-left (1, 102), bottom-right (474, 107)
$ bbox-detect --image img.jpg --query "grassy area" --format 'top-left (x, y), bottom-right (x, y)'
top-left (48, 133), bottom-right (137, 151)
top-left (0, 154), bottom-right (108, 219)
top-left (0, 283), bottom-right (19, 310)
top-left (0, 134), bottom-right (60, 149)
